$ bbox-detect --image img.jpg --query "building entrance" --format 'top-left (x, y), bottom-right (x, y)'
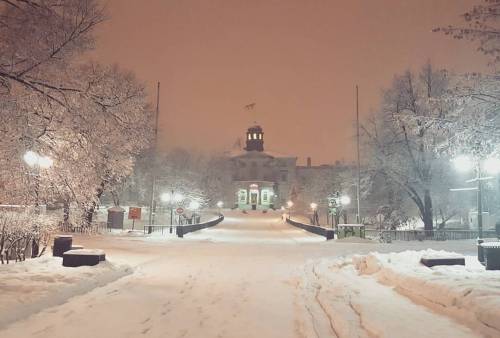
top-left (250, 191), bottom-right (258, 209)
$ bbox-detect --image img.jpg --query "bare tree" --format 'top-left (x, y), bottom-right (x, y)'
top-left (435, 0), bottom-right (500, 63)
top-left (362, 63), bottom-right (451, 232)
top-left (0, 0), bottom-right (106, 105)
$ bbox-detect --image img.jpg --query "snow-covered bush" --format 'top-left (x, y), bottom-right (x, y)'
top-left (0, 211), bottom-right (57, 264)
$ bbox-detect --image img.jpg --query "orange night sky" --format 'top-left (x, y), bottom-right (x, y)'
top-left (92, 0), bottom-right (489, 165)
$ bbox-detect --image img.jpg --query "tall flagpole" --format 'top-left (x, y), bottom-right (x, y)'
top-left (356, 85), bottom-right (361, 223)
top-left (149, 82), bottom-right (160, 225)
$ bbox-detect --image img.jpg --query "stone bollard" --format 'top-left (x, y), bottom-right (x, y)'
top-left (53, 235), bottom-right (73, 257)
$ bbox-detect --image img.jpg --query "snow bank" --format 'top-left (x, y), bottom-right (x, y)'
top-left (0, 255), bottom-right (132, 330)
top-left (352, 250), bottom-right (500, 337)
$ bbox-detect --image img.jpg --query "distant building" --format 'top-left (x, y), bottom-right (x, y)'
top-left (225, 125), bottom-right (347, 210)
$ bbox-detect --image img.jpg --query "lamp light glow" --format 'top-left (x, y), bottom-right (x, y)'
top-left (161, 192), bottom-right (172, 202)
top-left (484, 157), bottom-right (500, 175)
top-left (340, 195), bottom-right (351, 206)
top-left (452, 155), bottom-right (473, 172)
top-left (173, 192), bottom-right (184, 203)
top-left (188, 200), bottom-right (200, 210)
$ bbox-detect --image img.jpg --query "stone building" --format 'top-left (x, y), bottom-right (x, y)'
top-left (226, 125), bottom-right (296, 210)
top-left (225, 125), bottom-right (347, 210)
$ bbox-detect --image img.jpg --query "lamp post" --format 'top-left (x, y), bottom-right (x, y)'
top-left (286, 200), bottom-right (294, 219)
top-left (310, 202), bottom-right (318, 225)
top-left (452, 154), bottom-right (500, 262)
top-left (328, 192), bottom-right (351, 230)
top-left (161, 190), bottom-right (184, 233)
top-left (23, 151), bottom-right (52, 258)
top-left (216, 201), bottom-right (223, 216)
top-left (23, 151), bottom-right (53, 214)
top-left (189, 200), bottom-right (201, 224)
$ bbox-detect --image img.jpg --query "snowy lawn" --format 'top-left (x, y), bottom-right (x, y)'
top-left (349, 250), bottom-right (500, 337)
top-left (0, 255), bottom-right (132, 330)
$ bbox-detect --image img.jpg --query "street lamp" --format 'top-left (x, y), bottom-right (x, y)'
top-left (340, 195), bottom-right (351, 206)
top-left (23, 150), bottom-right (52, 258)
top-left (286, 200), bottom-right (293, 219)
top-left (161, 190), bottom-right (184, 232)
top-left (451, 154), bottom-right (500, 262)
top-left (188, 200), bottom-right (200, 224)
top-left (23, 150), bottom-right (53, 213)
top-left (310, 202), bottom-right (318, 225)
top-left (216, 201), bottom-right (223, 215)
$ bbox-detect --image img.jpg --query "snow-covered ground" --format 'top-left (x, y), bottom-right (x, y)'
top-left (0, 210), bottom-right (495, 337)
top-left (0, 255), bottom-right (131, 330)
top-left (352, 250), bottom-right (500, 337)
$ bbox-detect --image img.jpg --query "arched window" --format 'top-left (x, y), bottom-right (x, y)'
top-left (253, 133), bottom-right (257, 139)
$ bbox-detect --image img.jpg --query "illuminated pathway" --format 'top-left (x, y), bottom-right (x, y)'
top-left (0, 211), bottom-right (481, 338)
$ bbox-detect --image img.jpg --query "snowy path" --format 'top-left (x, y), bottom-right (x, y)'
top-left (0, 211), bottom-right (485, 337)
top-left (297, 260), bottom-right (478, 338)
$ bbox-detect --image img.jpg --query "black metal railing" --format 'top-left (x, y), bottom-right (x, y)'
top-left (364, 229), bottom-right (498, 241)
top-left (286, 217), bottom-right (335, 240)
top-left (176, 215), bottom-right (224, 238)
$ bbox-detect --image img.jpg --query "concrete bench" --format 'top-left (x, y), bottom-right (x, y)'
top-left (420, 255), bottom-right (465, 268)
top-left (53, 235), bottom-right (73, 257)
top-left (63, 249), bottom-right (106, 267)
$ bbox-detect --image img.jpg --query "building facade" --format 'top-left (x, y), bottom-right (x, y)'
top-left (226, 125), bottom-right (347, 211)
top-left (227, 125), bottom-right (296, 210)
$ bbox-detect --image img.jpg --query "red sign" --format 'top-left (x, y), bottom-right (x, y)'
top-left (128, 207), bottom-right (142, 220)
top-left (176, 207), bottom-right (184, 215)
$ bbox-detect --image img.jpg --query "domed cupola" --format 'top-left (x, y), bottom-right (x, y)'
top-left (245, 125), bottom-right (264, 152)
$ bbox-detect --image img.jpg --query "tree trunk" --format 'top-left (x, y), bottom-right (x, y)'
top-left (84, 181), bottom-right (106, 227)
top-left (63, 200), bottom-right (70, 226)
top-left (423, 189), bottom-right (433, 234)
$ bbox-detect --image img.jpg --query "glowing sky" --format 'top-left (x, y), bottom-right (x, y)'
top-left (93, 0), bottom-right (489, 164)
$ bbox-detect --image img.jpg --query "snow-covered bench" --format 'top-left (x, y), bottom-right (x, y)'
top-left (62, 249), bottom-right (106, 267)
top-left (420, 255), bottom-right (465, 268)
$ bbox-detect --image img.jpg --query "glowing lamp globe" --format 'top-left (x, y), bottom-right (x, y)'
top-left (23, 151), bottom-right (39, 167)
top-left (38, 156), bottom-right (53, 169)
top-left (173, 193), bottom-right (184, 203)
top-left (160, 192), bottom-right (172, 202)
top-left (452, 155), bottom-right (473, 172)
top-left (189, 200), bottom-right (200, 210)
top-left (340, 195), bottom-right (351, 206)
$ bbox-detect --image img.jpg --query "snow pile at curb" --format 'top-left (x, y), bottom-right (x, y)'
top-left (352, 250), bottom-right (500, 337)
top-left (0, 255), bottom-right (132, 329)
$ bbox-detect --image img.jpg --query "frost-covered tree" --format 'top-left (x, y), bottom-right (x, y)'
top-left (362, 63), bottom-right (452, 232)
top-left (0, 0), bottom-right (106, 105)
top-left (435, 0), bottom-right (500, 63)
top-left (0, 2), bottom-right (154, 228)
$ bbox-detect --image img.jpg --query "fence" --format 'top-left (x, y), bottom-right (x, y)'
top-left (286, 217), bottom-right (335, 240)
top-left (365, 229), bottom-right (498, 241)
top-left (143, 224), bottom-right (176, 235)
top-left (59, 221), bottom-right (107, 234)
top-left (176, 215), bottom-right (224, 238)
